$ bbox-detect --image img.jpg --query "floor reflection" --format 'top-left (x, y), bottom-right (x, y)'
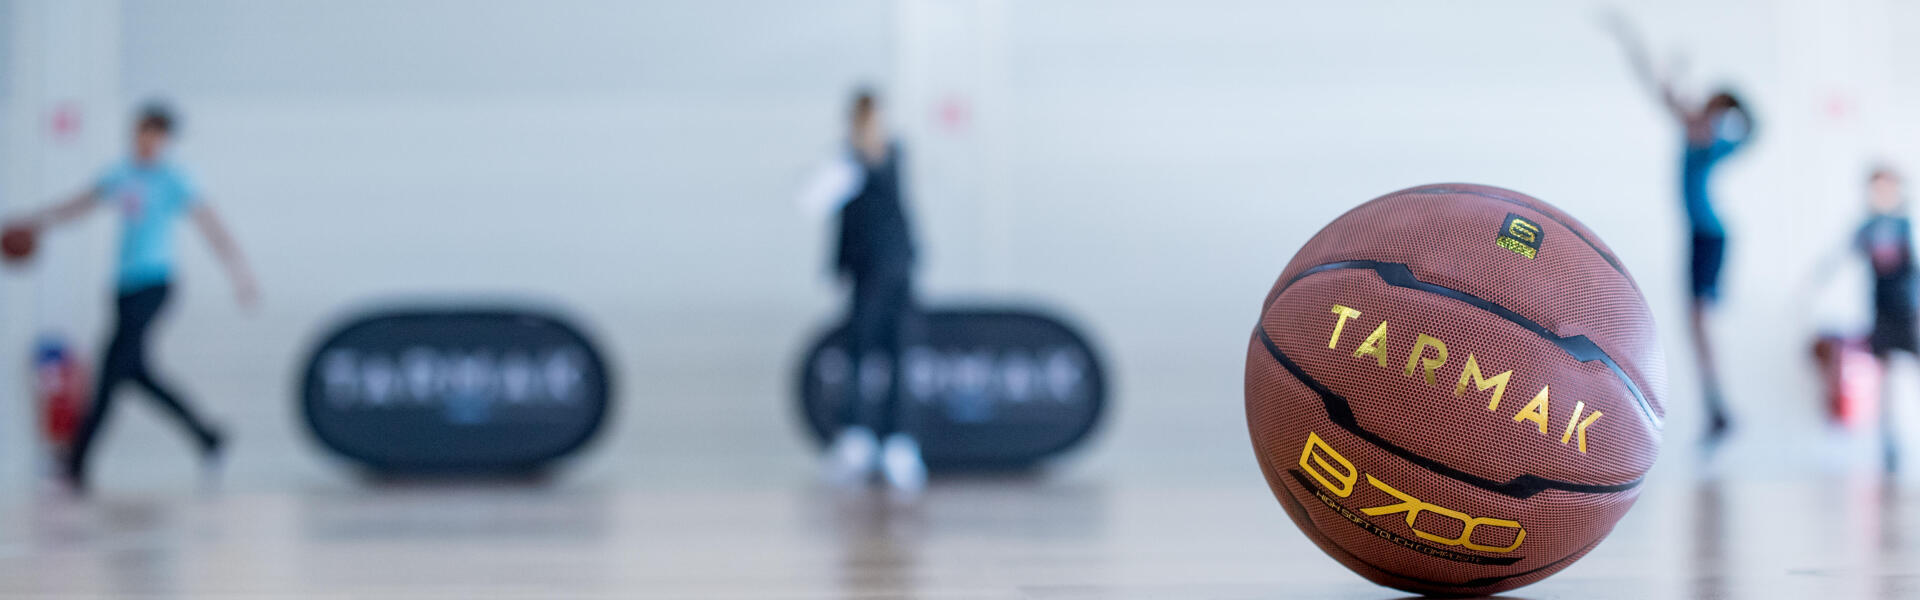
top-left (2, 473), bottom-right (1918, 598)
top-left (812, 476), bottom-right (1110, 599)
top-left (1689, 478), bottom-right (1726, 600)
top-left (1675, 473), bottom-right (1920, 600)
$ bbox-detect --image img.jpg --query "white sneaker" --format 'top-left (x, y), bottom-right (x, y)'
top-left (821, 427), bottom-right (879, 485)
top-left (880, 433), bottom-right (927, 496)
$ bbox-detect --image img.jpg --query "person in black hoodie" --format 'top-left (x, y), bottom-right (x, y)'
top-left (1856, 167), bottom-right (1915, 471)
top-left (1811, 165), bottom-right (1917, 472)
top-left (799, 89), bottom-right (925, 493)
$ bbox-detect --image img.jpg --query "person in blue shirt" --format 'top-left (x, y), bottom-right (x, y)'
top-left (1606, 13), bottom-right (1754, 445)
top-left (4, 103), bottom-right (257, 491)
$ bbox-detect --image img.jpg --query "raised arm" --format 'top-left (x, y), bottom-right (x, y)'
top-left (1600, 10), bottom-right (1689, 123)
top-left (190, 203), bottom-right (259, 308)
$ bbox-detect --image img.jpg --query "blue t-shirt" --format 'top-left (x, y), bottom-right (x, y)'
top-left (95, 159), bottom-right (199, 291)
top-left (1680, 116), bottom-right (1749, 237)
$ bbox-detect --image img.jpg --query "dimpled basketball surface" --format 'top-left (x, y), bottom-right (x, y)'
top-left (1244, 184), bottom-right (1664, 596)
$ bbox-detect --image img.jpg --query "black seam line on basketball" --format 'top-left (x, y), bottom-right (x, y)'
top-left (1266, 454), bottom-right (1603, 591)
top-left (1402, 186), bottom-right (1631, 280)
top-left (1279, 260), bottom-right (1662, 430)
top-left (1254, 328), bottom-right (1641, 499)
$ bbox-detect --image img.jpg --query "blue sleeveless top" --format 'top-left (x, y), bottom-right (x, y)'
top-left (1680, 128), bottom-right (1745, 237)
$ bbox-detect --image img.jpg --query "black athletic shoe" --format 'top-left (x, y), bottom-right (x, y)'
top-left (198, 427), bottom-right (228, 491)
top-left (1702, 406), bottom-right (1732, 448)
top-left (197, 426), bottom-right (225, 465)
top-left (59, 456), bottom-right (89, 495)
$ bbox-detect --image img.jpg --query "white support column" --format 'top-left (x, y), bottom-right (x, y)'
top-left (0, 0), bottom-right (119, 489)
top-left (891, 0), bottom-right (1012, 296)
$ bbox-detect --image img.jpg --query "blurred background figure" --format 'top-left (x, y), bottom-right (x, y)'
top-left (796, 88), bottom-right (926, 494)
top-left (1604, 10), bottom-right (1755, 445)
top-left (1, 102), bottom-right (257, 491)
top-left (1854, 166), bottom-right (1914, 471)
top-left (2, 2), bottom-right (1919, 596)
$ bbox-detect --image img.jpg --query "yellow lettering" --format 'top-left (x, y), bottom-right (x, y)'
top-left (1361, 474), bottom-right (1522, 552)
top-left (1353, 321), bottom-right (1391, 367)
top-left (1560, 400), bottom-right (1585, 444)
top-left (1303, 432), bottom-right (1528, 554)
top-left (1328, 304), bottom-right (1363, 349)
top-left (1299, 432), bottom-right (1358, 497)
top-left (1453, 354), bottom-right (1513, 411)
top-left (1316, 304), bottom-right (1596, 458)
top-left (1574, 409), bottom-right (1602, 454)
top-left (1512, 385), bottom-right (1552, 434)
top-left (1402, 334), bottom-right (1449, 386)
top-left (1358, 474), bottom-right (1434, 522)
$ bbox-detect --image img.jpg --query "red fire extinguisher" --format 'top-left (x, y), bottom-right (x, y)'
top-left (1812, 332), bottom-right (1880, 430)
top-left (34, 336), bottom-right (88, 463)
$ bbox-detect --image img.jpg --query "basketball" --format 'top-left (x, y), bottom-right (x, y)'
top-left (1, 225), bottom-right (36, 264)
top-left (1244, 183), bottom-right (1665, 596)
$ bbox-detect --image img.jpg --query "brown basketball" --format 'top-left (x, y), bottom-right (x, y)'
top-left (1, 226), bottom-right (35, 264)
top-left (1245, 183), bottom-right (1664, 596)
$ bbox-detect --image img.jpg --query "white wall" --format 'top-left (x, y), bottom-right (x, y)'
top-left (3, 0), bottom-right (1916, 490)
top-left (1, 0), bottom-right (124, 486)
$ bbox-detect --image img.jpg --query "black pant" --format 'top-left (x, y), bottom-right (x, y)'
top-left (838, 266), bottom-right (914, 437)
top-left (66, 283), bottom-right (216, 482)
top-left (1873, 313), bottom-right (1920, 358)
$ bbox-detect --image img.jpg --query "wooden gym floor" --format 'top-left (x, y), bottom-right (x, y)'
top-left (2, 352), bottom-right (1917, 599)
top-left (0, 470), bottom-right (1914, 599)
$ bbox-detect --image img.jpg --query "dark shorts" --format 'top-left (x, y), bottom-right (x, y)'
top-left (1872, 313), bottom-right (1919, 356)
top-left (1689, 232), bottom-right (1727, 302)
